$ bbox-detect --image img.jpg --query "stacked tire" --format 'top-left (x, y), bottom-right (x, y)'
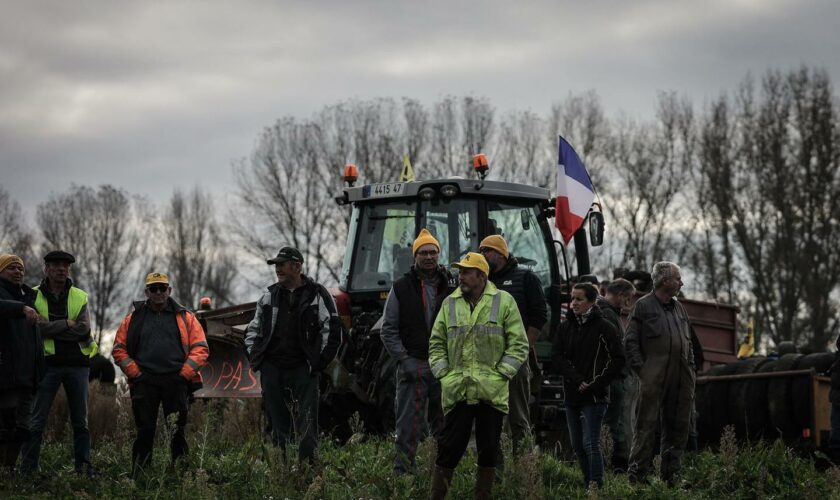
top-left (696, 353), bottom-right (830, 446)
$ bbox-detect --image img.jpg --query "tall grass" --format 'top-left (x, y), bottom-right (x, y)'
top-left (1, 396), bottom-right (838, 499)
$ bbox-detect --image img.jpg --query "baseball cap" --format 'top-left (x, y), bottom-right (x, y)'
top-left (450, 252), bottom-right (490, 276)
top-left (145, 272), bottom-right (170, 286)
top-left (267, 246), bottom-right (304, 265)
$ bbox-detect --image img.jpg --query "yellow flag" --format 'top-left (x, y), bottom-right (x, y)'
top-left (400, 154), bottom-right (416, 182)
top-left (737, 319), bottom-right (755, 358)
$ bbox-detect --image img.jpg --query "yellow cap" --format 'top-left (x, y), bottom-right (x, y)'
top-left (479, 235), bottom-right (509, 258)
top-left (412, 228), bottom-right (440, 255)
top-left (0, 254), bottom-right (24, 273)
top-left (451, 252), bottom-right (489, 276)
top-left (145, 272), bottom-right (170, 286)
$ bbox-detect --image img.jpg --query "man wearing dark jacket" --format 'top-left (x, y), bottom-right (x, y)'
top-left (381, 229), bottom-right (452, 475)
top-left (479, 235), bottom-right (548, 452)
top-left (0, 254), bottom-right (44, 468)
top-left (21, 250), bottom-right (95, 476)
top-left (112, 272), bottom-right (209, 477)
top-left (624, 262), bottom-right (695, 485)
top-left (245, 247), bottom-right (341, 463)
top-left (596, 278), bottom-right (635, 472)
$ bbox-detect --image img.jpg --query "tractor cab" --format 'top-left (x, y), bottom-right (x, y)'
top-left (334, 177), bottom-right (570, 329)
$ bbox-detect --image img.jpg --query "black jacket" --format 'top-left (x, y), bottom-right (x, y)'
top-left (0, 278), bottom-right (45, 391)
top-left (381, 265), bottom-right (453, 360)
top-left (245, 275), bottom-right (341, 373)
top-left (551, 306), bottom-right (625, 406)
top-left (489, 256), bottom-right (548, 331)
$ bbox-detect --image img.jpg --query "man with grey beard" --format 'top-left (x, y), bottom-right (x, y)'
top-left (624, 262), bottom-right (695, 486)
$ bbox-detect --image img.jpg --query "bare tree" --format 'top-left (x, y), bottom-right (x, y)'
top-left (36, 185), bottom-right (146, 345)
top-left (697, 68), bottom-right (840, 349)
top-left (161, 187), bottom-right (238, 309)
top-left (233, 117), bottom-right (344, 284)
top-left (600, 93), bottom-right (695, 272)
top-left (0, 187), bottom-right (37, 271)
top-left (494, 110), bottom-right (550, 186)
top-left (461, 96), bottom-right (495, 169)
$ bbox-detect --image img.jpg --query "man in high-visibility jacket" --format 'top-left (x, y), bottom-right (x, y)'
top-left (428, 252), bottom-right (529, 500)
top-left (113, 272), bottom-right (209, 477)
top-left (20, 250), bottom-right (95, 476)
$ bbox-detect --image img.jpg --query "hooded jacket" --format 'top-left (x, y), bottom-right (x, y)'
top-left (0, 279), bottom-right (45, 391)
top-left (244, 275), bottom-right (341, 373)
top-left (551, 305), bottom-right (625, 406)
top-left (428, 281), bottom-right (529, 414)
top-left (112, 297), bottom-right (209, 384)
top-left (489, 256), bottom-right (548, 332)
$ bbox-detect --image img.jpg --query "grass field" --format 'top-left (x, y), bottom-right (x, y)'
top-left (1, 387), bottom-right (838, 499)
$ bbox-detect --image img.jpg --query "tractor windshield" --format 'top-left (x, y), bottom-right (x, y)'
top-left (485, 200), bottom-right (553, 288)
top-left (341, 195), bottom-right (555, 294)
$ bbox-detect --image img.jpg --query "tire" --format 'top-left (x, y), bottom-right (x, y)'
top-left (727, 356), bottom-right (771, 439)
top-left (767, 353), bottom-right (803, 439)
top-left (697, 363), bottom-right (738, 446)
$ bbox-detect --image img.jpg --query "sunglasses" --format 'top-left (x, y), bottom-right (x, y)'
top-left (147, 284), bottom-right (169, 293)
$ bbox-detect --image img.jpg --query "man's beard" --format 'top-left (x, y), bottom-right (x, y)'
top-left (459, 283), bottom-right (472, 296)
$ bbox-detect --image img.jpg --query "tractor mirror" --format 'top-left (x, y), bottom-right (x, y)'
top-left (589, 211), bottom-right (604, 247)
top-left (520, 209), bottom-right (531, 231)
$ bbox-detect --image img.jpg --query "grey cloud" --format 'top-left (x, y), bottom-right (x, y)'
top-left (1, 0), bottom-right (838, 214)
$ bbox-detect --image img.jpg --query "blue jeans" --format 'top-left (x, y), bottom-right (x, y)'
top-left (21, 366), bottom-right (90, 472)
top-left (566, 403), bottom-right (608, 488)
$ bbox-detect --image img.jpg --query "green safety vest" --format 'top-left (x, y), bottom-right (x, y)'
top-left (33, 285), bottom-right (98, 358)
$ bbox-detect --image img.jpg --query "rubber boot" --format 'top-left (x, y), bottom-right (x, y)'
top-left (475, 466), bottom-right (495, 500)
top-left (430, 465), bottom-right (454, 500)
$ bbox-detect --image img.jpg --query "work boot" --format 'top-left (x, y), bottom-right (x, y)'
top-left (430, 465), bottom-right (454, 500)
top-left (475, 466), bottom-right (495, 500)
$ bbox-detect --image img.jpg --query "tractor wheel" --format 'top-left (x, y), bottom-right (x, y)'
top-left (767, 353), bottom-right (803, 439)
top-left (727, 356), bottom-right (771, 440)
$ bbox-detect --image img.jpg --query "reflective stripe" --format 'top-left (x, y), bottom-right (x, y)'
top-left (118, 358), bottom-right (134, 368)
top-left (189, 341), bottom-right (209, 349)
top-left (473, 325), bottom-right (504, 336)
top-left (447, 324), bottom-right (504, 339)
top-left (185, 358), bottom-right (200, 371)
top-left (488, 293), bottom-right (502, 323)
top-left (448, 298), bottom-right (457, 329)
top-left (447, 326), bottom-right (471, 339)
top-left (33, 286), bottom-right (89, 356)
top-left (500, 355), bottom-right (522, 372)
top-left (431, 360), bottom-right (449, 377)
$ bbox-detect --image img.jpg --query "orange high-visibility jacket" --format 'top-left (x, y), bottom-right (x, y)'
top-left (112, 300), bottom-right (209, 383)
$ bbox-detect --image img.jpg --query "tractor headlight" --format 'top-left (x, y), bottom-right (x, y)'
top-left (439, 184), bottom-right (458, 197)
top-left (418, 187), bottom-right (436, 200)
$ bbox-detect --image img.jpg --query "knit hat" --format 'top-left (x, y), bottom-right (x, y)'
top-left (0, 254), bottom-right (24, 273)
top-left (451, 252), bottom-right (490, 276)
top-left (412, 228), bottom-right (440, 255)
top-left (479, 235), bottom-right (509, 258)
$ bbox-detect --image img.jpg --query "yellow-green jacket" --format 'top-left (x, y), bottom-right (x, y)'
top-left (428, 281), bottom-right (529, 415)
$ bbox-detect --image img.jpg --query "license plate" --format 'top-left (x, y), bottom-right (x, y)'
top-left (362, 182), bottom-right (405, 199)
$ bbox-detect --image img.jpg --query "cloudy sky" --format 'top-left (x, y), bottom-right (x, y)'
top-left (1, 0), bottom-right (838, 213)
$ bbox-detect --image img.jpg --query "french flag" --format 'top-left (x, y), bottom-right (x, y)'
top-left (555, 136), bottom-right (594, 244)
